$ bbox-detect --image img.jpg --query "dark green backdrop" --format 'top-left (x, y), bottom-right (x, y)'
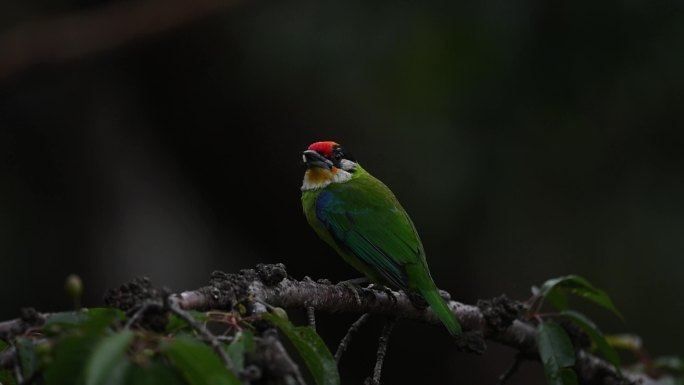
top-left (1, 0), bottom-right (682, 383)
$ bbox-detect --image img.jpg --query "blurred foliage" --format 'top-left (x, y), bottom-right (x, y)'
top-left (264, 313), bottom-right (340, 385)
top-left (0, 307), bottom-right (340, 385)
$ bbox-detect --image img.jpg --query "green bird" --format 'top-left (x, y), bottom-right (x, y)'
top-left (300, 141), bottom-right (461, 336)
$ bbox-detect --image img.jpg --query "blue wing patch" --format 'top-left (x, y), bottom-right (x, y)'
top-left (314, 190), bottom-right (409, 289)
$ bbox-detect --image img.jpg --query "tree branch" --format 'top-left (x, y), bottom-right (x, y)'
top-left (0, 265), bottom-right (666, 385)
top-left (171, 265), bottom-right (662, 385)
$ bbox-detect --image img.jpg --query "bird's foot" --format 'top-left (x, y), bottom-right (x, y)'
top-left (438, 289), bottom-right (452, 301)
top-left (406, 291), bottom-right (428, 310)
top-left (367, 284), bottom-right (398, 306)
top-left (336, 278), bottom-right (368, 305)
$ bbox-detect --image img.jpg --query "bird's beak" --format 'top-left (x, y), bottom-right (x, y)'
top-left (302, 150), bottom-right (333, 170)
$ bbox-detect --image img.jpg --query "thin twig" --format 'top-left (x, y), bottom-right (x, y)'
top-left (124, 301), bottom-right (162, 329)
top-left (13, 355), bottom-right (24, 384)
top-left (306, 306), bottom-right (316, 331)
top-left (262, 330), bottom-right (307, 385)
top-left (217, 336), bottom-right (235, 343)
top-left (167, 298), bottom-right (235, 371)
top-left (497, 353), bottom-right (525, 385)
top-left (335, 313), bottom-right (371, 363)
top-left (365, 318), bottom-right (396, 385)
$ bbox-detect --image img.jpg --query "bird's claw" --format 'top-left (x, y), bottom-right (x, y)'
top-left (438, 289), bottom-right (452, 301)
top-left (337, 280), bottom-right (364, 306)
top-left (367, 284), bottom-right (398, 305)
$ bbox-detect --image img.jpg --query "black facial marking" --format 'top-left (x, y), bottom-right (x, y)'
top-left (331, 145), bottom-right (355, 167)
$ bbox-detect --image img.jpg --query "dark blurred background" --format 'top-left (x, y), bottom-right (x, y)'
top-left (1, 0), bottom-right (683, 383)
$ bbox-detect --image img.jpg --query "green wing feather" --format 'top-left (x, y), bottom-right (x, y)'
top-left (307, 166), bottom-right (461, 336)
top-left (315, 170), bottom-right (420, 290)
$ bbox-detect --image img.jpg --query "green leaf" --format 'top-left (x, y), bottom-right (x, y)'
top-left (43, 309), bottom-right (124, 335)
top-left (539, 275), bottom-right (622, 318)
top-left (0, 339), bottom-right (8, 352)
top-left (537, 321), bottom-right (576, 385)
top-left (163, 335), bottom-right (240, 385)
top-left (239, 331), bottom-right (255, 352)
top-left (263, 313), bottom-right (340, 385)
top-left (126, 361), bottom-right (186, 385)
top-left (93, 359), bottom-right (131, 385)
top-left (557, 368), bottom-right (579, 385)
top-left (225, 330), bottom-right (255, 371)
top-left (560, 310), bottom-right (621, 367)
top-left (81, 309), bottom-right (125, 334)
top-left (545, 289), bottom-right (569, 311)
top-left (16, 337), bottom-right (37, 379)
top-left (44, 335), bottom-right (100, 385)
top-left (189, 311), bottom-right (209, 323)
top-left (0, 369), bottom-right (18, 385)
top-left (44, 311), bottom-right (88, 328)
top-left (165, 315), bottom-right (188, 334)
top-left (85, 330), bottom-right (134, 385)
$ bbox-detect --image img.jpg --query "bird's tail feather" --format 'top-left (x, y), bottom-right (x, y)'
top-left (405, 262), bottom-right (462, 336)
top-left (419, 286), bottom-right (462, 336)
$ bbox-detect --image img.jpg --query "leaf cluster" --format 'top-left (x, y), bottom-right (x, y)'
top-left (530, 275), bottom-right (623, 385)
top-left (0, 307), bottom-right (340, 385)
